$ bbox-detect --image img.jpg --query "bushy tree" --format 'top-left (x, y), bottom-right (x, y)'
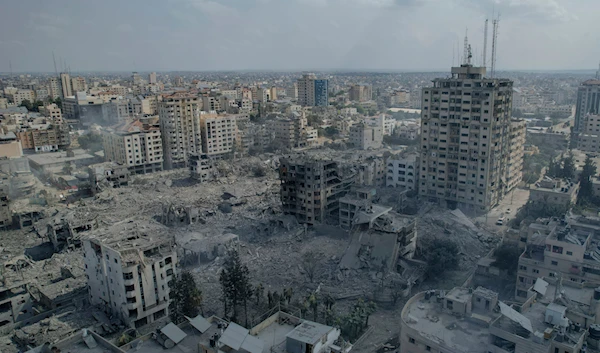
top-left (578, 155), bottom-right (598, 205)
top-left (422, 239), bottom-right (460, 278)
top-left (169, 271), bottom-right (203, 324)
top-left (220, 250), bottom-right (253, 326)
top-left (492, 244), bottom-right (522, 275)
top-left (78, 133), bottom-right (104, 152)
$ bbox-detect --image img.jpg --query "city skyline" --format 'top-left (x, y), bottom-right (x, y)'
top-left (1, 0), bottom-right (599, 72)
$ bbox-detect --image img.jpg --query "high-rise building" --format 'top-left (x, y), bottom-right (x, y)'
top-left (48, 77), bottom-right (62, 99)
top-left (419, 64), bottom-right (522, 213)
top-left (132, 72), bottom-right (142, 86)
top-left (158, 92), bottom-right (202, 169)
top-left (273, 112), bottom-right (318, 149)
top-left (83, 225), bottom-right (176, 328)
top-left (149, 72), bottom-right (157, 84)
top-left (349, 84), bottom-right (372, 102)
top-left (286, 83), bottom-right (298, 100)
top-left (297, 74), bottom-right (328, 107)
top-left (574, 79), bottom-right (600, 133)
top-left (102, 118), bottom-right (164, 174)
top-left (60, 73), bottom-right (72, 98)
top-left (71, 76), bottom-right (87, 93)
top-left (200, 114), bottom-right (238, 157)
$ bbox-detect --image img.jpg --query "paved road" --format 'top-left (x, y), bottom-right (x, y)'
top-left (473, 187), bottom-right (530, 231)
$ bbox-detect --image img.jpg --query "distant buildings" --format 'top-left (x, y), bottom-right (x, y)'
top-left (574, 79), bottom-right (600, 133)
top-left (273, 112), bottom-right (318, 149)
top-left (297, 74), bottom-right (328, 107)
top-left (102, 118), bottom-right (164, 174)
top-left (349, 84), bottom-right (372, 102)
top-left (419, 64), bottom-right (524, 213)
top-left (349, 120), bottom-right (383, 150)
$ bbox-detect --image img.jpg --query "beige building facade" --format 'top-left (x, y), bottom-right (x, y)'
top-left (419, 65), bottom-right (520, 213)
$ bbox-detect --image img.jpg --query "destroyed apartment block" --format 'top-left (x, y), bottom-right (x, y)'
top-left (0, 184), bottom-right (11, 229)
top-left (36, 212), bottom-right (99, 252)
top-left (83, 221), bottom-right (177, 329)
top-left (189, 153), bottom-right (216, 182)
top-left (279, 155), bottom-right (354, 225)
top-left (338, 187), bottom-right (423, 297)
top-left (88, 163), bottom-right (130, 195)
top-left (178, 233), bottom-right (240, 266)
top-left (160, 203), bottom-right (201, 226)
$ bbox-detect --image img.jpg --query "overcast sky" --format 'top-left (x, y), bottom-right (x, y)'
top-left (1, 0), bottom-right (599, 72)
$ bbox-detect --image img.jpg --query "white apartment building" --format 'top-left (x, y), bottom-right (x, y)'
top-left (149, 72), bottom-right (157, 84)
top-left (158, 92), bottom-right (202, 169)
top-left (287, 83), bottom-right (298, 100)
top-left (386, 152), bottom-right (419, 190)
top-left (102, 118), bottom-right (164, 174)
top-left (83, 225), bottom-right (176, 329)
top-left (40, 103), bottom-right (63, 121)
top-left (419, 65), bottom-right (520, 213)
top-left (349, 123), bottom-right (383, 150)
top-left (202, 96), bottom-right (220, 112)
top-left (200, 114), bottom-right (238, 157)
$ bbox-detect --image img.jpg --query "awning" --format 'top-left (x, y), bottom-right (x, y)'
top-left (187, 315), bottom-right (212, 333)
top-left (160, 323), bottom-right (187, 344)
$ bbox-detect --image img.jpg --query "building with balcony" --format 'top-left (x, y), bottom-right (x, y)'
top-left (103, 118), bottom-right (164, 174)
top-left (386, 152), bottom-right (419, 190)
top-left (419, 64), bottom-right (521, 213)
top-left (200, 113), bottom-right (237, 157)
top-left (273, 112), bottom-right (318, 149)
top-left (401, 286), bottom-right (586, 353)
top-left (83, 221), bottom-right (176, 329)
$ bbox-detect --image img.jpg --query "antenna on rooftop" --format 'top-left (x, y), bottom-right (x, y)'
top-left (52, 51), bottom-right (58, 76)
top-left (491, 16), bottom-right (500, 78)
top-left (483, 19), bottom-right (489, 69)
top-left (467, 44), bottom-right (473, 65)
top-left (463, 28), bottom-right (469, 65)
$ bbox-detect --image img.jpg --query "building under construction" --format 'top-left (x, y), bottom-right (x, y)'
top-left (279, 155), bottom-right (354, 224)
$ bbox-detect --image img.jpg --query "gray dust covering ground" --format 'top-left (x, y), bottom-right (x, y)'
top-left (0, 155), bottom-right (501, 353)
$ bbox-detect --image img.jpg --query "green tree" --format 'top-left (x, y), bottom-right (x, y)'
top-left (219, 250), bottom-right (252, 325)
top-left (308, 293), bottom-right (318, 321)
top-left (421, 239), bottom-right (460, 279)
top-left (324, 127), bottom-right (339, 138)
top-left (54, 97), bottom-right (62, 107)
top-left (562, 153), bottom-right (576, 179)
top-left (169, 271), bottom-right (203, 324)
top-left (62, 162), bottom-right (73, 175)
top-left (492, 244), bottom-right (522, 275)
top-left (20, 99), bottom-right (33, 111)
top-left (578, 155), bottom-right (597, 205)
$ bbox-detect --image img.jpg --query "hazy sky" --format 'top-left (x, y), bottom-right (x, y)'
top-left (1, 0), bottom-right (599, 72)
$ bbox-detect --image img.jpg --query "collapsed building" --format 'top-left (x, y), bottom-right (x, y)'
top-left (83, 220), bottom-right (177, 329)
top-left (35, 211), bottom-right (98, 252)
top-left (189, 153), bottom-right (216, 182)
top-left (0, 184), bottom-right (10, 229)
top-left (338, 187), bottom-right (422, 296)
top-left (88, 162), bottom-right (130, 195)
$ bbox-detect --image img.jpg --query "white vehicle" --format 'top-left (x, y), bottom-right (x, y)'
top-left (496, 216), bottom-right (505, 226)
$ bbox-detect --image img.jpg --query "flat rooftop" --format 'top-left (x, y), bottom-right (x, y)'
top-left (86, 218), bottom-right (174, 253)
top-left (27, 149), bottom-right (95, 166)
top-left (402, 293), bottom-right (491, 352)
top-left (126, 323), bottom-right (220, 353)
top-left (254, 321), bottom-right (296, 353)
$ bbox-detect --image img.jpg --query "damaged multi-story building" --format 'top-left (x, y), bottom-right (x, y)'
top-left (0, 184), bottom-right (11, 229)
top-left (279, 155), bottom-right (354, 224)
top-left (419, 64), bottom-right (525, 213)
top-left (516, 216), bottom-right (600, 302)
top-left (83, 222), bottom-right (177, 328)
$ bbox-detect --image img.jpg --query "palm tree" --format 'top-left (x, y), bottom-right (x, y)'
top-left (308, 294), bottom-right (318, 321)
top-left (255, 284), bottom-right (264, 306)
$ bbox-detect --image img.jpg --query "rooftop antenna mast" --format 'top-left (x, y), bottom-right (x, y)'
top-left (463, 28), bottom-right (469, 65)
top-left (491, 16), bottom-right (500, 78)
top-left (483, 19), bottom-right (489, 69)
top-left (52, 51), bottom-right (58, 76)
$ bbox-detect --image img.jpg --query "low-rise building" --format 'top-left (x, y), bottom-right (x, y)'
top-left (83, 221), bottom-right (177, 328)
top-left (17, 124), bottom-right (70, 153)
top-left (349, 123), bottom-right (382, 150)
top-left (0, 132), bottom-right (23, 158)
top-left (386, 152), bottom-right (419, 190)
top-left (189, 153), bottom-right (215, 182)
top-left (529, 178), bottom-right (579, 209)
top-left (401, 286), bottom-right (586, 353)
